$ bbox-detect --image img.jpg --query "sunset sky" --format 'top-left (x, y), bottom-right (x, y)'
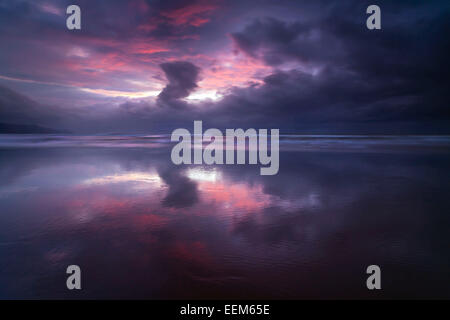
top-left (0, 0), bottom-right (449, 133)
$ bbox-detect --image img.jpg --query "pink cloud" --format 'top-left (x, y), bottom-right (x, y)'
top-left (161, 1), bottom-right (218, 27)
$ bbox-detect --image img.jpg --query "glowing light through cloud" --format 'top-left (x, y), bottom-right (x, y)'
top-left (185, 89), bottom-right (222, 101)
top-left (80, 88), bottom-right (161, 98)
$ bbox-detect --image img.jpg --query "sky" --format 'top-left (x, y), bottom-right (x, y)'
top-left (0, 0), bottom-right (449, 134)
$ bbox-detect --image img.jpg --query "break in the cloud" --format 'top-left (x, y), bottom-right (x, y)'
top-left (0, 0), bottom-right (449, 133)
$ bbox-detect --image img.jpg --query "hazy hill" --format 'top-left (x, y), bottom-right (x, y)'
top-left (0, 122), bottom-right (69, 134)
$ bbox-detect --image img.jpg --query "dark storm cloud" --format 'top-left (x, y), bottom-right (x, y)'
top-left (230, 17), bottom-right (335, 66)
top-left (224, 0), bottom-right (450, 132)
top-left (158, 61), bottom-right (201, 102)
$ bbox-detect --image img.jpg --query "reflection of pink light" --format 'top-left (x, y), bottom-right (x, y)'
top-left (199, 181), bottom-right (272, 211)
top-left (169, 241), bottom-right (211, 265)
top-left (134, 214), bottom-right (169, 228)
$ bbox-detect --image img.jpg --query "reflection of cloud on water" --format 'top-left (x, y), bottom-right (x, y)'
top-left (200, 181), bottom-right (271, 212)
top-left (83, 171), bottom-right (165, 191)
top-left (186, 167), bottom-right (221, 182)
top-left (1, 145), bottom-right (450, 298)
top-left (183, 167), bottom-right (322, 214)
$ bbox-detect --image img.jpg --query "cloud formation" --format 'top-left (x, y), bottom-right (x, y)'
top-left (0, 0), bottom-right (449, 133)
top-left (158, 61), bottom-right (201, 102)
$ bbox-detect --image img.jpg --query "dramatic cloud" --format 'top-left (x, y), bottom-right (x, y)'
top-left (158, 61), bottom-right (201, 102)
top-left (231, 17), bottom-right (328, 67)
top-left (0, 0), bottom-right (449, 133)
